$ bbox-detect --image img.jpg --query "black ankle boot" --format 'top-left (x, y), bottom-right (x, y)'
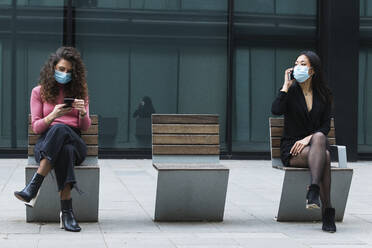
top-left (14, 173), bottom-right (44, 207)
top-left (60, 199), bottom-right (81, 232)
top-left (306, 184), bottom-right (321, 209)
top-left (322, 208), bottom-right (337, 233)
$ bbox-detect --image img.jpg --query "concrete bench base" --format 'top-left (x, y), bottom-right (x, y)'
top-left (153, 164), bottom-right (229, 222)
top-left (25, 164), bottom-right (99, 222)
top-left (274, 166), bottom-right (353, 222)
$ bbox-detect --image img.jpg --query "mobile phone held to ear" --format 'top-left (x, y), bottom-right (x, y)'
top-left (63, 98), bottom-right (74, 108)
top-left (288, 70), bottom-right (295, 81)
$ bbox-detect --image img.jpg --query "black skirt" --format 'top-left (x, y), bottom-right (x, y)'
top-left (34, 124), bottom-right (87, 192)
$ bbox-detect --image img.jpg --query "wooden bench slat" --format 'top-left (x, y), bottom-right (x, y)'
top-left (152, 124), bottom-right (219, 134)
top-left (28, 145), bottom-right (98, 156)
top-left (270, 118), bottom-right (334, 128)
top-left (271, 137), bottom-right (281, 147)
top-left (152, 114), bottom-right (218, 124)
top-left (29, 115), bottom-right (98, 125)
top-left (153, 145), bottom-right (220, 155)
top-left (271, 137), bottom-right (336, 147)
top-left (271, 148), bottom-right (281, 158)
top-left (270, 127), bottom-right (283, 137)
top-left (328, 138), bottom-right (336, 145)
top-left (28, 124), bottom-right (98, 135)
top-left (153, 135), bottom-right (219, 145)
top-left (28, 135), bottom-right (98, 145)
top-left (270, 127), bottom-right (335, 138)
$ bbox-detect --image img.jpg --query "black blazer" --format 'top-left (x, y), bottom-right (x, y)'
top-left (271, 82), bottom-right (331, 163)
top-left (272, 82), bottom-right (331, 138)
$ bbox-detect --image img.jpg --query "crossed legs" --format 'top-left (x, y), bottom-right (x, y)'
top-left (289, 132), bottom-right (332, 209)
top-left (37, 158), bottom-right (72, 200)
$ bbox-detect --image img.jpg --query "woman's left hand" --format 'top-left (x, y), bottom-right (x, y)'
top-left (290, 135), bottom-right (312, 156)
top-left (72, 99), bottom-right (86, 116)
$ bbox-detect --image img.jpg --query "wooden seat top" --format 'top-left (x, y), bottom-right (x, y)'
top-left (153, 163), bottom-right (228, 171)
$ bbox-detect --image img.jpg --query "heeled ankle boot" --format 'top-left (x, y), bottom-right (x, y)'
top-left (60, 199), bottom-right (81, 232)
top-left (306, 184), bottom-right (321, 209)
top-left (322, 207), bottom-right (337, 233)
top-left (14, 173), bottom-right (44, 207)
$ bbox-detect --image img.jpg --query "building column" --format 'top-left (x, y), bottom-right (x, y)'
top-left (319, 0), bottom-right (360, 161)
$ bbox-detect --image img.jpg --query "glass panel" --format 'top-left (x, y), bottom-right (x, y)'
top-left (276, 0), bottom-right (316, 15)
top-left (360, 0), bottom-right (372, 38)
top-left (232, 47), bottom-right (310, 152)
top-left (0, 5), bottom-right (11, 147)
top-left (0, 40), bottom-right (11, 147)
top-left (75, 2), bottom-right (228, 149)
top-left (234, 0), bottom-right (317, 39)
top-left (0, 3), bottom-right (64, 148)
top-left (358, 48), bottom-right (372, 153)
top-left (17, 0), bottom-right (64, 7)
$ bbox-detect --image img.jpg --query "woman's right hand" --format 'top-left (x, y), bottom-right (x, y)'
top-left (43, 104), bottom-right (71, 126)
top-left (281, 67), bottom-right (294, 93)
top-left (49, 104), bottom-right (71, 120)
top-left (52, 104), bottom-right (72, 118)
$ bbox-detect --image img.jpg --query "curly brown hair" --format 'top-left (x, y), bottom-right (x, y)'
top-left (39, 47), bottom-right (88, 103)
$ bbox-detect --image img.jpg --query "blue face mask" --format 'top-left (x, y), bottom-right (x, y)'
top-left (293, 65), bottom-right (310, 83)
top-left (54, 70), bottom-right (72, 84)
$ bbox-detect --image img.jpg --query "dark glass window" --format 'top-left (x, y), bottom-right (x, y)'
top-left (74, 0), bottom-right (228, 149)
top-left (0, 2), bottom-right (63, 148)
top-left (232, 0), bottom-right (317, 153)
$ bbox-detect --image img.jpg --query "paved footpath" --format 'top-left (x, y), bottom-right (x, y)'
top-left (0, 159), bottom-right (372, 248)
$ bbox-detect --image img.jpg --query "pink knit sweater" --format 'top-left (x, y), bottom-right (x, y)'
top-left (30, 85), bottom-right (91, 134)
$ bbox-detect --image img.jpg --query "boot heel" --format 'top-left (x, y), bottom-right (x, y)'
top-left (60, 212), bottom-right (64, 229)
top-left (24, 189), bottom-right (40, 208)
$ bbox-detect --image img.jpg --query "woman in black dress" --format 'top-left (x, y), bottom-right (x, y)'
top-left (271, 51), bottom-right (336, 232)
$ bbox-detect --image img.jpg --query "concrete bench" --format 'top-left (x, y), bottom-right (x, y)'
top-left (26, 115), bottom-right (99, 222)
top-left (152, 114), bottom-right (229, 222)
top-left (269, 117), bottom-right (353, 222)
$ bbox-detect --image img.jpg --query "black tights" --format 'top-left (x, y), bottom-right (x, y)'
top-left (289, 132), bottom-right (332, 209)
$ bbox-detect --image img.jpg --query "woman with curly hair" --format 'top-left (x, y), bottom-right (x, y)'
top-left (14, 47), bottom-right (90, 232)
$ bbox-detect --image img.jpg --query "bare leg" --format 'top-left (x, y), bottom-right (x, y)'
top-left (37, 158), bottom-right (52, 177)
top-left (60, 184), bottom-right (72, 200)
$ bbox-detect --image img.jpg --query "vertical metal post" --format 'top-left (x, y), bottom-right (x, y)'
top-left (63, 0), bottom-right (75, 47)
top-left (10, 0), bottom-right (17, 148)
top-left (225, 0), bottom-right (234, 157)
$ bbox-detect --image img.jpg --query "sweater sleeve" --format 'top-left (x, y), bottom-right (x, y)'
top-left (78, 98), bottom-right (91, 131)
top-left (30, 87), bottom-right (49, 134)
top-left (315, 103), bottom-right (331, 136)
top-left (271, 90), bottom-right (288, 116)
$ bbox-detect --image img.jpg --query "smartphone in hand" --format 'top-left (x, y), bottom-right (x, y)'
top-left (63, 98), bottom-right (74, 108)
top-left (288, 70), bottom-right (294, 81)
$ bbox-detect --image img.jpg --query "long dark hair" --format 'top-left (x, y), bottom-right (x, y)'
top-left (299, 51), bottom-right (332, 105)
top-left (39, 46), bottom-right (88, 103)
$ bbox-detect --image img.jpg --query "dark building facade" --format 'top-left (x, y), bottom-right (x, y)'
top-left (0, 0), bottom-right (369, 161)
